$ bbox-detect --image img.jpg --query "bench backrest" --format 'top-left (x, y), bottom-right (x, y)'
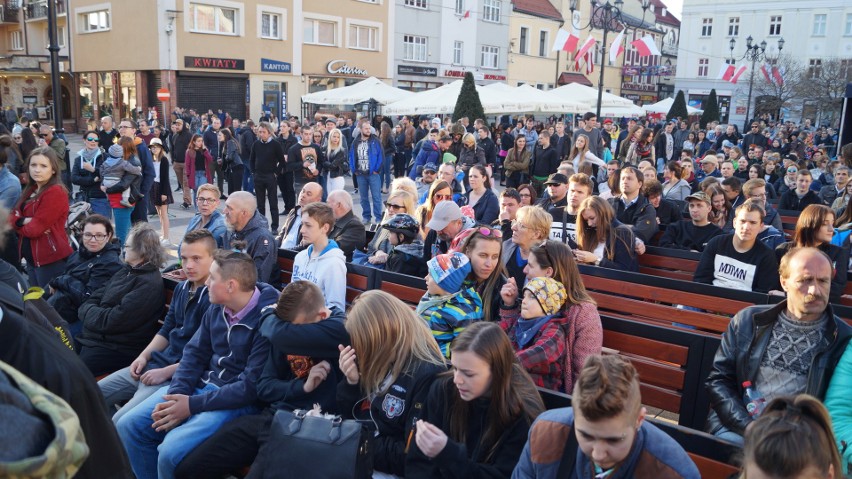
top-left (638, 246), bottom-right (701, 282)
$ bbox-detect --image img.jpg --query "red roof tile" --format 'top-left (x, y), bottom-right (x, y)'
top-left (512, 0), bottom-right (563, 22)
top-left (647, 0), bottom-right (680, 26)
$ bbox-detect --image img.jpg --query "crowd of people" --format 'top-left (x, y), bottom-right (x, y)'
top-left (0, 105), bottom-right (851, 479)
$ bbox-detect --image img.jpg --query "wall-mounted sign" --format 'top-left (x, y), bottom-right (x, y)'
top-left (261, 58), bottom-right (292, 73)
top-left (21, 87), bottom-right (38, 96)
top-left (621, 82), bottom-right (657, 92)
top-left (184, 56), bottom-right (245, 70)
top-left (327, 60), bottom-right (367, 76)
top-left (398, 65), bottom-right (437, 77)
top-left (443, 69), bottom-right (506, 81)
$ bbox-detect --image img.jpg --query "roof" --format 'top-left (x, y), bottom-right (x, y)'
top-left (557, 73), bottom-right (593, 87)
top-left (648, 0), bottom-right (680, 26)
top-left (511, 0), bottom-right (563, 22)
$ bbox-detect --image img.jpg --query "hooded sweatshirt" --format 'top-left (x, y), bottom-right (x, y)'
top-left (417, 285), bottom-right (483, 358)
top-left (292, 240), bottom-right (347, 311)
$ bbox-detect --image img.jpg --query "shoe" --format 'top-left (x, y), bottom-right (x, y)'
top-left (181, 202), bottom-right (191, 209)
top-left (353, 188), bottom-right (358, 194)
top-left (175, 186), bottom-right (182, 192)
top-left (381, 187), bottom-right (387, 194)
top-left (160, 237), bottom-right (171, 246)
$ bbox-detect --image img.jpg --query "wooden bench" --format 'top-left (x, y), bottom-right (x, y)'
top-left (376, 269), bottom-right (428, 307)
top-left (537, 388), bottom-right (741, 479)
top-left (278, 249), bottom-right (372, 307)
top-left (638, 246), bottom-right (700, 282)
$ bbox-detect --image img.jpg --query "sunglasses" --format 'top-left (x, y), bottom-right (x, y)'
top-left (86, 137), bottom-right (98, 141)
top-left (384, 202), bottom-right (405, 210)
top-left (39, 133), bottom-right (48, 138)
top-left (475, 227), bottom-right (502, 238)
top-left (433, 194), bottom-right (452, 201)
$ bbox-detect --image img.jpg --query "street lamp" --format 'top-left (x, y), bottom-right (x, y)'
top-left (729, 35), bottom-right (784, 131)
top-left (569, 0), bottom-right (650, 119)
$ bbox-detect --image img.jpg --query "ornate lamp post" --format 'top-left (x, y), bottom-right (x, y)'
top-left (569, 0), bottom-right (650, 118)
top-left (729, 35), bottom-right (784, 131)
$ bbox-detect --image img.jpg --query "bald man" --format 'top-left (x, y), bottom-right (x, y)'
top-left (277, 182), bottom-right (323, 250)
top-left (327, 190), bottom-right (366, 261)
top-left (223, 191), bottom-right (278, 286)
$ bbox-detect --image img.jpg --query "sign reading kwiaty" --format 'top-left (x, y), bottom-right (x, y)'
top-left (327, 60), bottom-right (367, 76)
top-left (185, 56), bottom-right (245, 70)
top-left (261, 58), bottom-right (292, 73)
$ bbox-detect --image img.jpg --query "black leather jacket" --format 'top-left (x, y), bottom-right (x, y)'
top-left (705, 301), bottom-right (852, 435)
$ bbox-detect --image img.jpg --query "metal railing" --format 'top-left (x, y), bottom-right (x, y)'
top-left (0, 1), bottom-right (20, 23)
top-left (24, 0), bottom-right (64, 20)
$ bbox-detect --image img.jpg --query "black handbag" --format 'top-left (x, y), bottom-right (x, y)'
top-left (247, 409), bottom-right (374, 479)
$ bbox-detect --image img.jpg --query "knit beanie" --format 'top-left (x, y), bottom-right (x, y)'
top-left (427, 252), bottom-right (471, 294)
top-left (524, 277), bottom-right (567, 316)
top-left (108, 144), bottom-right (123, 158)
top-left (442, 152), bottom-right (457, 165)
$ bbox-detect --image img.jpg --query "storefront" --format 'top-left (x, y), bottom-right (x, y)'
top-left (179, 56), bottom-right (248, 120)
top-left (687, 89), bottom-right (732, 124)
top-left (250, 58), bottom-right (293, 121)
top-left (396, 64), bottom-right (443, 92)
top-left (302, 59), bottom-right (380, 119)
top-left (76, 71), bottom-right (141, 130)
top-left (621, 81), bottom-right (658, 107)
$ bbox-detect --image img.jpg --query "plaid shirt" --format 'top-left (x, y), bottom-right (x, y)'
top-left (500, 307), bottom-right (566, 392)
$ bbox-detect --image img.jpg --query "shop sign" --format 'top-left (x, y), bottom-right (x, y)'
top-left (184, 56), bottom-right (245, 70)
top-left (261, 58), bottom-right (292, 73)
top-left (327, 60), bottom-right (367, 76)
top-left (689, 89), bottom-right (732, 96)
top-left (21, 87), bottom-right (38, 96)
top-left (398, 65), bottom-right (438, 77)
top-left (443, 69), bottom-right (507, 81)
top-left (621, 82), bottom-right (657, 92)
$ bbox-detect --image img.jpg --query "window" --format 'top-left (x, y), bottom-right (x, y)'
top-left (813, 14), bottom-right (826, 36)
top-left (454, 0), bottom-right (464, 15)
top-left (453, 41), bottom-right (463, 65)
top-left (261, 12), bottom-right (281, 39)
top-left (348, 24), bottom-right (378, 50)
top-left (769, 15), bottom-right (782, 36)
top-left (404, 0), bottom-right (427, 8)
top-left (539, 30), bottom-right (547, 57)
top-left (304, 18), bottom-right (337, 46)
top-left (481, 45), bottom-right (499, 69)
top-left (483, 0), bottom-right (500, 23)
top-left (403, 34), bottom-right (427, 62)
top-left (190, 3), bottom-right (237, 35)
top-left (9, 31), bottom-right (22, 50)
top-left (519, 27), bottom-right (528, 54)
top-left (45, 25), bottom-right (66, 48)
top-left (701, 18), bottom-right (712, 37)
top-left (728, 17), bottom-right (739, 36)
top-left (698, 58), bottom-right (709, 77)
top-left (808, 58), bottom-right (822, 79)
top-left (846, 14), bottom-right (852, 36)
top-left (80, 9), bottom-right (110, 33)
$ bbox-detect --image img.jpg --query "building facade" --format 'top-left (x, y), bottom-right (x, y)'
top-left (506, 0), bottom-right (562, 90)
top-left (393, 0), bottom-right (510, 91)
top-left (675, 0), bottom-right (852, 126)
top-left (649, 0), bottom-right (679, 101)
top-left (0, 0), bottom-right (74, 129)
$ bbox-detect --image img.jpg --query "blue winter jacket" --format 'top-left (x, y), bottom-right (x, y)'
top-left (409, 140), bottom-right (441, 180)
top-left (180, 210), bottom-right (227, 257)
top-left (148, 280), bottom-right (211, 370)
top-left (348, 134), bottom-right (383, 175)
top-left (168, 282), bottom-right (278, 414)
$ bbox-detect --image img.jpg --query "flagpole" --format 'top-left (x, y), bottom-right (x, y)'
top-left (596, 28), bottom-right (608, 119)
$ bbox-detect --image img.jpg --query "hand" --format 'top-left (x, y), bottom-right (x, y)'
top-left (415, 420), bottom-right (448, 459)
top-left (338, 345), bottom-right (360, 385)
top-left (573, 250), bottom-right (598, 264)
top-left (499, 209), bottom-right (512, 221)
top-left (768, 289), bottom-right (787, 297)
top-left (22, 217), bottom-right (31, 225)
top-left (161, 195), bottom-right (167, 202)
top-left (100, 186), bottom-right (107, 192)
top-left (368, 250), bottom-right (388, 264)
top-left (500, 277), bottom-right (518, 306)
top-left (82, 162), bottom-right (95, 172)
top-left (140, 366), bottom-right (173, 386)
top-left (48, 285), bottom-right (55, 295)
top-left (634, 239), bottom-right (646, 255)
top-left (303, 361), bottom-right (331, 393)
top-left (151, 394), bottom-right (191, 432)
top-left (129, 356), bottom-right (148, 380)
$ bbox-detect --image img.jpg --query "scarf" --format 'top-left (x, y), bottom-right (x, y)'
top-left (515, 314), bottom-right (554, 349)
top-left (81, 148), bottom-right (99, 164)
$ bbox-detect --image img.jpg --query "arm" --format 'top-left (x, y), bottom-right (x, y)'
top-left (583, 150), bottom-right (606, 167)
top-left (599, 229), bottom-right (638, 272)
top-left (53, 260), bottom-right (122, 306)
top-left (659, 222), bottom-right (688, 250)
top-left (631, 204), bottom-right (658, 243)
top-left (16, 187), bottom-right (68, 238)
top-left (825, 344), bottom-right (852, 469)
top-left (335, 221), bottom-right (366, 259)
top-left (705, 314), bottom-right (752, 434)
top-left (693, 238), bottom-right (718, 284)
top-left (752, 251), bottom-right (780, 294)
top-left (79, 274), bottom-right (164, 334)
top-left (479, 194), bottom-right (499, 225)
top-left (255, 348), bottom-right (309, 405)
top-left (71, 157), bottom-right (96, 187)
top-left (830, 246), bottom-right (849, 303)
top-left (168, 315), bottom-right (212, 395)
top-left (515, 324), bottom-right (566, 378)
top-left (259, 313), bottom-right (350, 356)
top-left (120, 160), bottom-right (143, 176)
top-left (322, 258), bottom-right (348, 312)
top-left (570, 303), bottom-right (603, 384)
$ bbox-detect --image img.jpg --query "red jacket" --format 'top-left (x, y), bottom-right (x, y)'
top-left (185, 148), bottom-right (214, 189)
top-left (11, 184), bottom-right (72, 267)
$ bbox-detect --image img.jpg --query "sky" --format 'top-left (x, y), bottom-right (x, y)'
top-left (665, 0), bottom-right (684, 20)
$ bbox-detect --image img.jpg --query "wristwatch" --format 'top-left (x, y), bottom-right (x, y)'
top-left (594, 258), bottom-right (601, 266)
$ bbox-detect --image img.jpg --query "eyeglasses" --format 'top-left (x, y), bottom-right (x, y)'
top-left (13, 136), bottom-right (21, 140)
top-left (475, 227), bottom-right (502, 238)
top-left (511, 220), bottom-right (529, 230)
top-left (85, 137), bottom-right (98, 141)
top-left (83, 233), bottom-right (108, 241)
top-left (519, 193), bottom-right (532, 198)
top-left (118, 125), bottom-right (133, 130)
top-left (433, 194), bottom-right (452, 201)
top-left (384, 202), bottom-right (405, 211)
top-left (38, 133), bottom-right (48, 138)
top-left (196, 197), bottom-right (218, 204)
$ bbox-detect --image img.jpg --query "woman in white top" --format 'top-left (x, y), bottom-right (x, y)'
top-left (570, 134), bottom-right (605, 172)
top-left (662, 161), bottom-right (691, 201)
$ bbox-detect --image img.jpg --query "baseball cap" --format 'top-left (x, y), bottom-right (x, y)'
top-left (685, 192), bottom-right (711, 205)
top-left (700, 157), bottom-right (717, 164)
top-left (423, 162), bottom-right (438, 173)
top-left (722, 140), bottom-right (734, 149)
top-left (149, 138), bottom-right (163, 147)
top-left (426, 201), bottom-right (462, 231)
top-left (544, 173), bottom-right (569, 186)
top-left (603, 119), bottom-right (613, 125)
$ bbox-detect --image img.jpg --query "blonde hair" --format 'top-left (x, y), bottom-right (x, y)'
top-left (346, 291), bottom-right (445, 395)
top-left (462, 132), bottom-right (476, 148)
top-left (391, 177), bottom-right (418, 199)
top-left (515, 206), bottom-right (551, 242)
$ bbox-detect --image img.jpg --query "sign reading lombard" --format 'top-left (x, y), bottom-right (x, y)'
top-left (261, 58), bottom-right (292, 73)
top-left (327, 60), bottom-right (367, 76)
top-left (185, 56), bottom-right (245, 70)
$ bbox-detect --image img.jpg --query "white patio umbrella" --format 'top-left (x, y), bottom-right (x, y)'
top-left (550, 83), bottom-right (636, 109)
top-left (512, 84), bottom-right (586, 113)
top-left (382, 80), bottom-right (536, 116)
top-left (643, 97), bottom-right (703, 115)
top-left (300, 76), bottom-right (413, 105)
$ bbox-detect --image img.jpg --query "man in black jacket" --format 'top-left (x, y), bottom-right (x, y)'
top-left (607, 166), bottom-right (657, 243)
top-left (170, 119), bottom-right (192, 208)
top-left (779, 170), bottom-right (822, 212)
top-left (529, 131), bottom-right (558, 193)
top-left (249, 122), bottom-right (285, 231)
top-left (277, 122), bottom-right (299, 210)
top-left (705, 247), bottom-right (852, 445)
top-left (326, 190), bottom-right (366, 261)
top-left (239, 120), bottom-right (257, 194)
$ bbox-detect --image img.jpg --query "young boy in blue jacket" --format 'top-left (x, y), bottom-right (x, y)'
top-left (417, 251), bottom-right (483, 357)
top-left (115, 251), bottom-right (278, 479)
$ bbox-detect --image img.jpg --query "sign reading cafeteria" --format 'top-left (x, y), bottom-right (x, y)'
top-left (326, 60), bottom-right (368, 76)
top-left (184, 56), bottom-right (245, 70)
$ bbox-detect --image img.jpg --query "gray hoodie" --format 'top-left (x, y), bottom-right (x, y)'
top-left (292, 239), bottom-right (347, 311)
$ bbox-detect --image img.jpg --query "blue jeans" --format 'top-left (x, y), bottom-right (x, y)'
top-left (89, 197), bottom-right (112, 219)
top-left (318, 173), bottom-right (328, 202)
top-left (115, 383), bottom-right (256, 479)
top-left (356, 173), bottom-right (383, 223)
top-left (193, 171), bottom-right (208, 208)
top-left (242, 163), bottom-right (254, 194)
top-left (713, 426), bottom-right (744, 446)
top-left (381, 152), bottom-right (392, 189)
top-left (113, 207), bottom-right (132, 247)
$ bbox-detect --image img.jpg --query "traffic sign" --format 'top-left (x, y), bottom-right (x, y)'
top-left (157, 88), bottom-right (170, 102)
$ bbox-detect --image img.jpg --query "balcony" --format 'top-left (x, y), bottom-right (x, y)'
top-left (24, 0), bottom-right (64, 21)
top-left (0, 1), bottom-right (21, 23)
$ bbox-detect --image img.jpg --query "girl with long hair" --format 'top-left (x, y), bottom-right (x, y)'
top-left (416, 180), bottom-right (452, 237)
top-left (459, 226), bottom-right (508, 322)
top-left (503, 135), bottom-right (530, 189)
top-left (517, 183), bottom-right (537, 206)
top-left (682, 131), bottom-right (697, 155)
top-left (707, 184), bottom-right (731, 230)
top-left (323, 128), bottom-right (348, 192)
top-left (574, 196), bottom-right (638, 271)
top-left (217, 128), bottom-right (243, 195)
top-left (11, 146), bottom-right (72, 287)
top-left (569, 134), bottom-right (604, 172)
top-left (776, 204), bottom-right (848, 302)
top-left (618, 124), bottom-right (642, 163)
top-left (380, 122), bottom-right (396, 192)
top-left (185, 133), bottom-right (213, 206)
top-left (148, 139), bottom-right (173, 244)
top-left (630, 128), bottom-right (655, 165)
top-left (662, 161), bottom-right (691, 201)
top-left (696, 130), bottom-right (713, 158)
top-left (338, 290), bottom-right (446, 478)
top-left (406, 322), bottom-right (544, 477)
top-left (461, 165), bottom-right (499, 224)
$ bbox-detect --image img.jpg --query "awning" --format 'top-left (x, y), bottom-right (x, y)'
top-left (557, 73), bottom-right (593, 87)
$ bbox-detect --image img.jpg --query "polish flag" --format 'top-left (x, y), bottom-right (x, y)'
top-left (552, 28), bottom-right (580, 52)
top-left (729, 65), bottom-right (747, 84)
top-left (575, 35), bottom-right (597, 61)
top-left (630, 35), bottom-right (661, 57)
top-left (717, 63), bottom-right (736, 81)
top-left (609, 29), bottom-right (626, 63)
top-left (771, 66), bottom-right (785, 87)
top-left (586, 51), bottom-right (594, 74)
top-left (760, 63), bottom-right (772, 83)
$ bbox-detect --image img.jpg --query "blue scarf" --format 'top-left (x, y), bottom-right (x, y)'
top-left (515, 314), bottom-right (554, 349)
